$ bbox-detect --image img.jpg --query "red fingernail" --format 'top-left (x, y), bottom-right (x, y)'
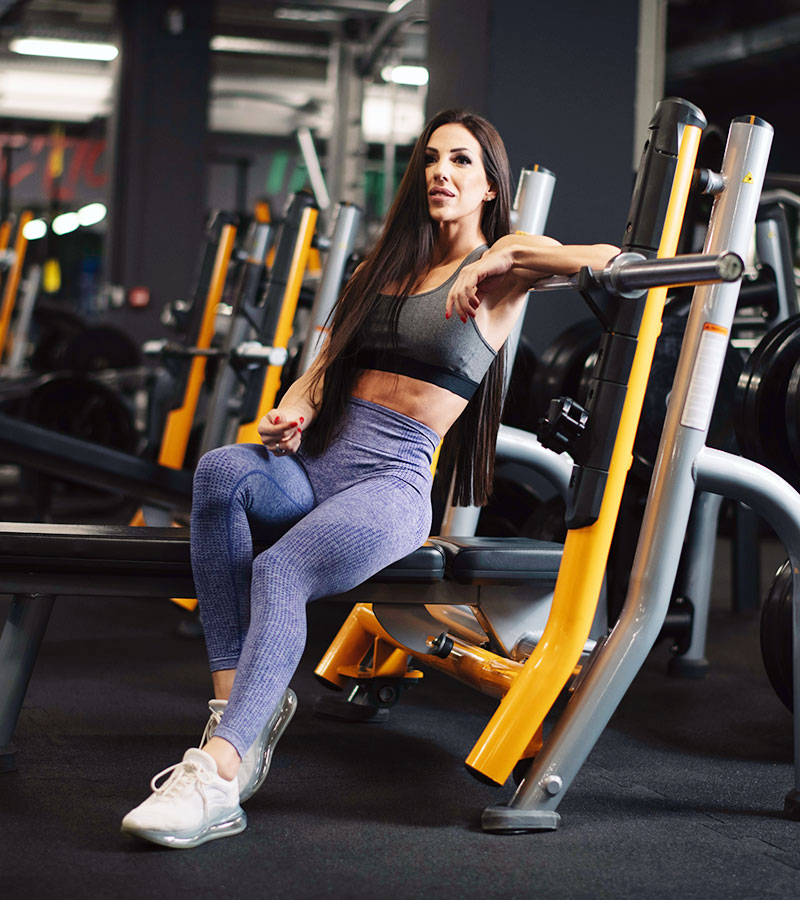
top-left (298, 428), bottom-right (302, 435)
top-left (299, 417), bottom-right (304, 423)
top-left (274, 415), bottom-right (281, 423)
top-left (445, 311), bottom-right (451, 319)
top-left (461, 316), bottom-right (467, 323)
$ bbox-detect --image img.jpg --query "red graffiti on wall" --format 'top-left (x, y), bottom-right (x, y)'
top-left (0, 134), bottom-right (108, 204)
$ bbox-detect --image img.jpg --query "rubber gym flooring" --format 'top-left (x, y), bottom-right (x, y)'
top-left (3, 533), bottom-right (800, 900)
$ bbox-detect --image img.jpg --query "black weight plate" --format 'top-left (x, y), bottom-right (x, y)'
top-left (530, 318), bottom-right (603, 425)
top-left (477, 476), bottom-right (545, 537)
top-left (735, 314), bottom-right (800, 471)
top-left (760, 558), bottom-right (793, 712)
top-left (24, 375), bottom-right (138, 453)
top-left (519, 494), bottom-right (567, 543)
top-left (62, 325), bottom-right (142, 372)
top-left (740, 316), bottom-right (800, 488)
top-left (29, 304), bottom-right (86, 372)
top-left (787, 356), bottom-right (800, 471)
top-left (501, 336), bottom-right (539, 431)
top-left (634, 315), bottom-right (743, 471)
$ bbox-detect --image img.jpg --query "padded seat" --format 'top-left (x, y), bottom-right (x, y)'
top-left (430, 536), bottom-right (563, 585)
top-left (0, 524), bottom-right (444, 596)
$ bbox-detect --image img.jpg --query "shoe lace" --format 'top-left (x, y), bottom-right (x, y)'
top-left (199, 707), bottom-right (223, 748)
top-left (150, 759), bottom-right (216, 798)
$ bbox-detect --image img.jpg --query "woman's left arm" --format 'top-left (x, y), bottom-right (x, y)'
top-left (446, 234), bottom-right (620, 322)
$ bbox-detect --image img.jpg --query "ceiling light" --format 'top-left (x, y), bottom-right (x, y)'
top-left (52, 212), bottom-right (80, 236)
top-left (9, 37), bottom-right (118, 61)
top-left (22, 219), bottom-right (47, 241)
top-left (274, 7), bottom-right (340, 22)
top-left (210, 35), bottom-right (328, 58)
top-left (380, 65), bottom-right (428, 86)
top-left (77, 203), bottom-right (107, 227)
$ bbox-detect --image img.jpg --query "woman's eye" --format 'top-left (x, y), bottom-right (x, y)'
top-left (455, 155), bottom-right (472, 165)
top-left (424, 154), bottom-right (436, 165)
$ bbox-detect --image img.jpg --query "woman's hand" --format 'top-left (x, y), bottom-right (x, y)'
top-left (445, 247), bottom-right (517, 322)
top-left (257, 409), bottom-right (304, 456)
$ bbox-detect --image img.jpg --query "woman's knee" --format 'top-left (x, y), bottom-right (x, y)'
top-left (193, 444), bottom-right (261, 495)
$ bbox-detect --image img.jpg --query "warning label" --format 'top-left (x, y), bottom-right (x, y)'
top-left (680, 324), bottom-right (729, 432)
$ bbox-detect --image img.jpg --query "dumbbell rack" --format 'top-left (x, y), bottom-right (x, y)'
top-left (483, 113), bottom-right (800, 830)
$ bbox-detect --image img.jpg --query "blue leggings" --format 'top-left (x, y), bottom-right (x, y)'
top-left (190, 397), bottom-right (437, 759)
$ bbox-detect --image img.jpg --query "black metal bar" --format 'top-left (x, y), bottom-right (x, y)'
top-left (0, 593), bottom-right (56, 771)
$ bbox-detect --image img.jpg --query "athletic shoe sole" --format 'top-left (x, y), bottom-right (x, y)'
top-left (121, 809), bottom-right (247, 849)
top-left (239, 688), bottom-right (298, 802)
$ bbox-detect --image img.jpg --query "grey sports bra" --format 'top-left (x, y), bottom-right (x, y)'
top-left (357, 245), bottom-right (498, 400)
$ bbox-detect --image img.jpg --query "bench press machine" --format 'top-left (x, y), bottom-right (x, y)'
top-left (4, 100), bottom-right (790, 836)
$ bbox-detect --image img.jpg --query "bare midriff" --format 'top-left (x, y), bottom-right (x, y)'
top-left (351, 369), bottom-right (469, 441)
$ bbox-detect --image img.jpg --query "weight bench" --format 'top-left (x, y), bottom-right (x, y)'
top-left (0, 522), bottom-right (565, 771)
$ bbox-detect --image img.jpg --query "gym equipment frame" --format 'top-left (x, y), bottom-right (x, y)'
top-left (483, 114), bottom-right (795, 832)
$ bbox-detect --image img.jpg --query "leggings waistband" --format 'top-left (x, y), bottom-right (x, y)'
top-left (346, 396), bottom-right (441, 453)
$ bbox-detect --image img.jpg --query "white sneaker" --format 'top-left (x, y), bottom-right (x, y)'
top-left (201, 688), bottom-right (297, 803)
top-left (121, 748), bottom-right (246, 849)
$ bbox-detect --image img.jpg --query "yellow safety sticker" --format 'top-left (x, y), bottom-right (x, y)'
top-left (742, 172), bottom-right (754, 184)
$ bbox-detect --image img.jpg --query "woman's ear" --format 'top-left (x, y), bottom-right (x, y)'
top-left (484, 183), bottom-right (498, 202)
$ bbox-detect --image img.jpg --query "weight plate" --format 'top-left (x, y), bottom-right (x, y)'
top-left (736, 315), bottom-right (800, 489)
top-left (785, 356), bottom-right (800, 471)
top-left (760, 558), bottom-right (793, 712)
top-left (735, 315), bottom-right (800, 465)
top-left (502, 336), bottom-right (539, 431)
top-left (634, 315), bottom-right (742, 471)
top-left (477, 476), bottom-right (546, 537)
top-left (24, 375), bottom-right (138, 453)
top-left (530, 318), bottom-right (602, 425)
top-left (62, 325), bottom-right (142, 372)
top-left (29, 304), bottom-right (86, 372)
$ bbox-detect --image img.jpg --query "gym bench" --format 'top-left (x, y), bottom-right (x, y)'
top-left (0, 522), bottom-right (564, 772)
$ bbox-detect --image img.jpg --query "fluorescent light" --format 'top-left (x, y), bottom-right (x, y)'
top-left (274, 7), bottom-right (340, 22)
top-left (77, 203), bottom-right (107, 227)
top-left (52, 212), bottom-right (80, 236)
top-left (10, 37), bottom-right (118, 61)
top-left (22, 219), bottom-right (47, 241)
top-left (211, 35), bottom-right (327, 58)
top-left (380, 65), bottom-right (428, 86)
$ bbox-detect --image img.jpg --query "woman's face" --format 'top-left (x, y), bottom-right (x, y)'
top-left (424, 123), bottom-right (496, 229)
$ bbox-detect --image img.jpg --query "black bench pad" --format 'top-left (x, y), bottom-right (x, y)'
top-left (430, 536), bottom-right (563, 584)
top-left (0, 524), bottom-right (445, 597)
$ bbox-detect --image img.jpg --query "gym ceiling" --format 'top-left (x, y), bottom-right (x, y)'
top-left (0, 0), bottom-right (798, 136)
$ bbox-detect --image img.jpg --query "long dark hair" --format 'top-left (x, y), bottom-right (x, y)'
top-left (304, 108), bottom-right (513, 506)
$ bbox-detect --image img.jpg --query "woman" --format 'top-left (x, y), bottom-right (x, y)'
top-left (121, 109), bottom-right (618, 848)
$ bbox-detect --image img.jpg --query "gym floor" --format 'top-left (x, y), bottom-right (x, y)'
top-left (3, 535), bottom-right (800, 900)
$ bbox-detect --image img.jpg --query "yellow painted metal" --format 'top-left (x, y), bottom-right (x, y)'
top-left (336, 636), bottom-right (423, 681)
top-left (464, 122), bottom-right (704, 784)
top-left (0, 211), bottom-right (32, 359)
top-left (0, 219), bottom-right (11, 253)
top-left (315, 602), bottom-right (377, 689)
top-left (314, 602), bottom-right (524, 698)
top-left (237, 205), bottom-right (318, 443)
top-left (158, 223), bottom-right (237, 469)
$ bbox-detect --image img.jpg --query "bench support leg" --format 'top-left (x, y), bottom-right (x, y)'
top-left (0, 593), bottom-right (56, 772)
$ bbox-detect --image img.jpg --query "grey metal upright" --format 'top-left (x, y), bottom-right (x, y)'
top-left (441, 165), bottom-right (557, 537)
top-left (297, 201), bottom-right (362, 376)
top-left (198, 222), bottom-right (273, 454)
top-left (483, 114), bottom-right (777, 832)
